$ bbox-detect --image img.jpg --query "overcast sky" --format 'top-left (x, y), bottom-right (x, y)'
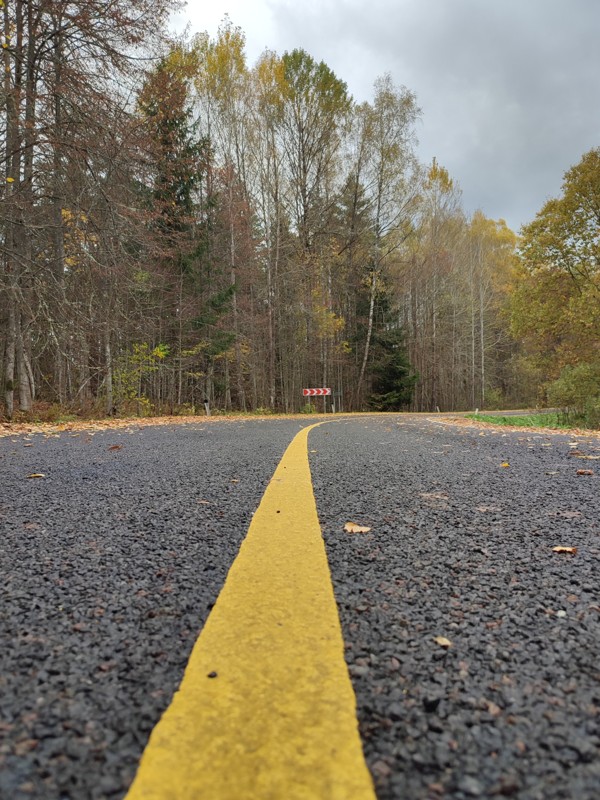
top-left (172, 0), bottom-right (599, 233)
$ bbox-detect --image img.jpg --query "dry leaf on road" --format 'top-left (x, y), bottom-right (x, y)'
top-left (344, 522), bottom-right (371, 534)
top-left (501, 462), bottom-right (510, 468)
top-left (576, 469), bottom-right (594, 476)
top-left (26, 473), bottom-right (45, 479)
top-left (433, 636), bottom-right (452, 648)
top-left (552, 546), bottom-right (577, 555)
top-left (108, 444), bottom-right (123, 451)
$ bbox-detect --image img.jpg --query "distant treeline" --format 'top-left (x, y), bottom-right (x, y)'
top-left (1, 7), bottom-right (597, 421)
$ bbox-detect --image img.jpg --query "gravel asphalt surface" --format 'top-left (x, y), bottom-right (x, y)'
top-left (0, 418), bottom-right (302, 799)
top-left (1, 414), bottom-right (599, 799)
top-left (310, 417), bottom-right (600, 799)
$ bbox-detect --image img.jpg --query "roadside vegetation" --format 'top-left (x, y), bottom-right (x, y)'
top-left (467, 413), bottom-right (564, 429)
top-left (467, 410), bottom-right (598, 431)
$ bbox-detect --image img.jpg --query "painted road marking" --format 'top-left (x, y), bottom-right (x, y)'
top-left (125, 422), bottom-right (375, 800)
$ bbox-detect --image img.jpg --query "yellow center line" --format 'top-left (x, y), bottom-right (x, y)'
top-left (125, 421), bottom-right (376, 800)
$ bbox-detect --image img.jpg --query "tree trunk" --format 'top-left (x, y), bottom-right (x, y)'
top-left (105, 335), bottom-right (113, 415)
top-left (4, 303), bottom-right (16, 418)
top-left (479, 281), bottom-right (485, 408)
top-left (356, 267), bottom-right (377, 407)
top-left (16, 313), bottom-right (33, 411)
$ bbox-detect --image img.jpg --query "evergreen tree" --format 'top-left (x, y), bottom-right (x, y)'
top-left (368, 328), bottom-right (417, 411)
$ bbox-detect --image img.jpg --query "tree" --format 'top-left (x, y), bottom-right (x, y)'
top-left (511, 149), bottom-right (600, 385)
top-left (399, 160), bottom-right (464, 411)
top-left (355, 75), bottom-right (419, 403)
top-left (368, 327), bottom-right (416, 410)
top-left (519, 148), bottom-right (600, 290)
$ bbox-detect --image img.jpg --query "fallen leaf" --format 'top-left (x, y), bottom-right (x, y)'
top-left (501, 462), bottom-right (510, 468)
top-left (433, 636), bottom-right (452, 648)
top-left (197, 499), bottom-right (211, 505)
top-left (23, 443), bottom-right (33, 448)
top-left (576, 469), bottom-right (594, 476)
top-left (26, 473), bottom-right (45, 479)
top-left (344, 522), bottom-right (371, 534)
top-left (230, 478), bottom-right (239, 483)
top-left (108, 444), bottom-right (123, 451)
top-left (574, 455), bottom-right (600, 460)
top-left (552, 546), bottom-right (577, 555)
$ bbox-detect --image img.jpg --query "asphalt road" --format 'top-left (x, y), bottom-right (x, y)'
top-left (1, 415), bottom-right (599, 799)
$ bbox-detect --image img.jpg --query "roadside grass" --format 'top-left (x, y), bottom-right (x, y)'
top-left (466, 412), bottom-right (566, 428)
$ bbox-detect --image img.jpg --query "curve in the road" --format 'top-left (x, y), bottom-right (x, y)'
top-left (125, 421), bottom-right (375, 800)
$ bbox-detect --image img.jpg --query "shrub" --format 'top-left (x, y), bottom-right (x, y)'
top-left (546, 362), bottom-right (600, 428)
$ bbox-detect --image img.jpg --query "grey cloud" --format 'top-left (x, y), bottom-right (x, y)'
top-left (265, 0), bottom-right (600, 231)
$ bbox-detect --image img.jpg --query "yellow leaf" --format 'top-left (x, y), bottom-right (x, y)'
top-left (433, 636), bottom-right (452, 648)
top-left (6, 176), bottom-right (14, 182)
top-left (344, 522), bottom-right (371, 534)
top-left (501, 462), bottom-right (510, 468)
top-left (26, 473), bottom-right (45, 479)
top-left (552, 546), bottom-right (577, 555)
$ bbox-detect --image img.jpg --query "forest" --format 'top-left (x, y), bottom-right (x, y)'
top-left (1, 2), bottom-right (599, 422)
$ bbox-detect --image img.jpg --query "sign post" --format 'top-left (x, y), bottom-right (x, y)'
top-left (302, 388), bottom-right (332, 413)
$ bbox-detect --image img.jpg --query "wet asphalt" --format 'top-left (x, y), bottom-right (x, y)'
top-left (1, 415), bottom-right (599, 799)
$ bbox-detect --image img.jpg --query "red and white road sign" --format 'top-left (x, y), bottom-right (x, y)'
top-left (303, 387), bottom-right (332, 396)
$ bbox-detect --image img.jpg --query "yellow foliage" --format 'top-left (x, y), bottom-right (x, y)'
top-left (426, 157), bottom-right (454, 193)
top-left (312, 289), bottom-right (345, 340)
top-left (253, 51), bottom-right (287, 114)
top-left (194, 18), bottom-right (247, 104)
